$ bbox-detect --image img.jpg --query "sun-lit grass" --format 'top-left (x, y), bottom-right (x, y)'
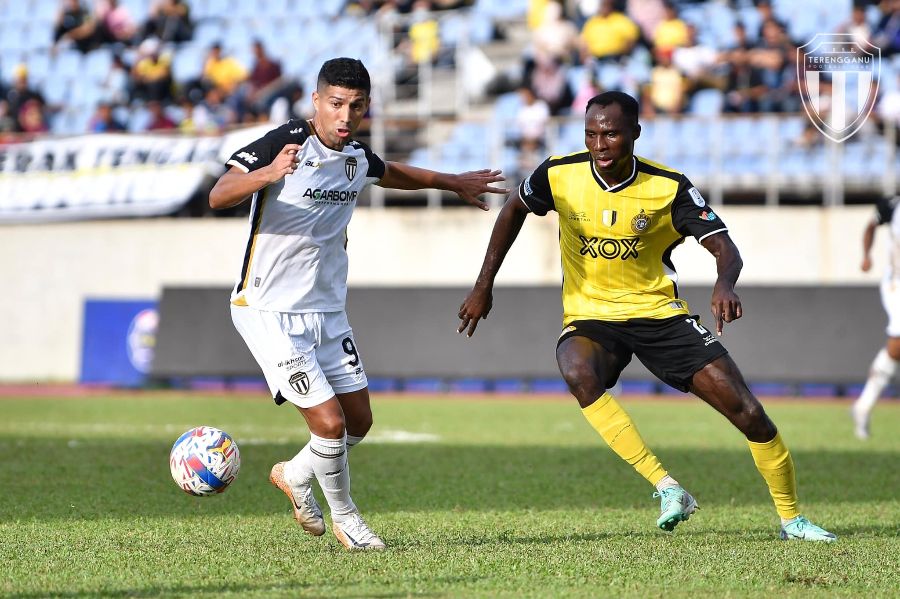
top-left (1, 393), bottom-right (898, 598)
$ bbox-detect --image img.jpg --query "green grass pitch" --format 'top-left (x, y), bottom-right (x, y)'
top-left (1, 392), bottom-right (898, 598)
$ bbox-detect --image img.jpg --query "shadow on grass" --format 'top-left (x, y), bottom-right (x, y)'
top-left (2, 440), bottom-right (897, 523)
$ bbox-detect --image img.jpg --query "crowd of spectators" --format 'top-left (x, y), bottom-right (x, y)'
top-left (513, 0), bottom-right (900, 154)
top-left (0, 0), bottom-right (318, 138)
top-left (1, 0), bottom-right (900, 142)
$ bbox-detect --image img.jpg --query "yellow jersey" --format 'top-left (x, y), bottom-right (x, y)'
top-left (519, 153), bottom-right (727, 325)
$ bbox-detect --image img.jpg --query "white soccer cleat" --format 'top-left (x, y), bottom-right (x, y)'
top-left (332, 512), bottom-right (386, 550)
top-left (269, 462), bottom-right (326, 536)
top-left (851, 404), bottom-right (870, 440)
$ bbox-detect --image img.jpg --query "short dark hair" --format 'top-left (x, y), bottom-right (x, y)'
top-left (317, 58), bottom-right (371, 95)
top-left (585, 91), bottom-right (639, 126)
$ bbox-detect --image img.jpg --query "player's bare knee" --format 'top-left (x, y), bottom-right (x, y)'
top-left (558, 361), bottom-right (604, 406)
top-left (347, 412), bottom-right (373, 438)
top-left (314, 413), bottom-right (347, 439)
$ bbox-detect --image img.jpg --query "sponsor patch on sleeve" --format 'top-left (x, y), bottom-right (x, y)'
top-left (688, 186), bottom-right (706, 207)
top-left (522, 176), bottom-right (533, 196)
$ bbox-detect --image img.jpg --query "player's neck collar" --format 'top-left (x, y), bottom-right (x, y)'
top-left (591, 156), bottom-right (637, 193)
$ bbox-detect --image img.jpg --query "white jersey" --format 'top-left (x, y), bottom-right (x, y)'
top-left (874, 196), bottom-right (900, 283)
top-left (225, 119), bottom-right (385, 312)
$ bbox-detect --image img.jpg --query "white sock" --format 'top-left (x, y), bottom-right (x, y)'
top-left (655, 474), bottom-right (680, 492)
top-left (308, 432), bottom-right (356, 521)
top-left (284, 443), bottom-right (314, 487)
top-left (855, 348), bottom-right (897, 420)
top-left (286, 433), bottom-right (366, 486)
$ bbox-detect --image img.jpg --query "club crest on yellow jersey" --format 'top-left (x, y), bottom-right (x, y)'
top-left (631, 209), bottom-right (651, 234)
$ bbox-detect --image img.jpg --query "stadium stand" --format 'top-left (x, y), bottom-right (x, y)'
top-left (0, 0), bottom-right (898, 216)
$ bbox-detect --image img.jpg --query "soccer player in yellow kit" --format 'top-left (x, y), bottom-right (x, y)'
top-left (457, 91), bottom-right (835, 542)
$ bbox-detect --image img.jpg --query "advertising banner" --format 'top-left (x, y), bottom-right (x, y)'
top-left (80, 299), bottom-right (158, 387)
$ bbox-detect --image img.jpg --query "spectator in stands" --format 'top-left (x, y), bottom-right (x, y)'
top-left (751, 19), bottom-right (795, 112)
top-left (753, 0), bottom-right (787, 41)
top-left (145, 100), bottom-right (177, 130)
top-left (652, 1), bottom-right (689, 53)
top-left (95, 0), bottom-right (139, 45)
top-left (515, 87), bottom-right (549, 182)
top-left (131, 38), bottom-right (173, 102)
top-left (673, 23), bottom-right (720, 90)
top-left (840, 4), bottom-right (873, 49)
top-left (570, 68), bottom-right (602, 114)
top-left (100, 53), bottom-right (130, 105)
top-left (88, 101), bottom-right (126, 132)
top-left (17, 99), bottom-right (49, 134)
top-left (722, 45), bottom-right (767, 113)
top-left (580, 0), bottom-right (640, 63)
top-left (627, 0), bottom-right (666, 43)
top-left (0, 101), bottom-right (16, 134)
top-left (4, 66), bottom-right (47, 133)
top-left (269, 82), bottom-right (310, 123)
top-left (196, 87), bottom-right (236, 132)
top-left (531, 1), bottom-right (579, 65)
top-left (873, 0), bottom-right (900, 56)
top-left (646, 47), bottom-right (685, 114)
top-left (244, 40), bottom-right (284, 114)
top-left (202, 43), bottom-right (248, 97)
top-left (53, 0), bottom-right (99, 54)
top-left (143, 0), bottom-right (193, 44)
top-left (407, 1), bottom-right (441, 64)
top-left (514, 85), bottom-right (550, 149)
top-left (528, 55), bottom-right (574, 115)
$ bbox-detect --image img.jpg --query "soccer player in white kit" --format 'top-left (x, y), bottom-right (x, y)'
top-left (208, 58), bottom-right (508, 549)
top-left (855, 195), bottom-right (900, 440)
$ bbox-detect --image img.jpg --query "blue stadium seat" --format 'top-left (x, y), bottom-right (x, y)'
top-left (171, 44), bottom-right (206, 84)
top-left (474, 0), bottom-right (529, 20)
top-left (42, 76), bottom-right (71, 106)
top-left (84, 48), bottom-right (114, 84)
top-left (193, 21), bottom-right (225, 48)
top-left (690, 89), bottom-right (724, 116)
top-left (48, 49), bottom-right (83, 79)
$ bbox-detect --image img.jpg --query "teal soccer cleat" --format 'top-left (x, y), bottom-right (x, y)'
top-left (653, 486), bottom-right (698, 532)
top-left (780, 516), bottom-right (837, 542)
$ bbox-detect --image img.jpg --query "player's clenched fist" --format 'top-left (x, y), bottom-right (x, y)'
top-left (266, 144), bottom-right (301, 182)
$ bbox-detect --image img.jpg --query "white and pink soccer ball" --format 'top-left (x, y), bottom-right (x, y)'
top-left (169, 426), bottom-right (241, 496)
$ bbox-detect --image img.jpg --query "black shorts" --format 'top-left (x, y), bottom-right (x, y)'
top-left (557, 315), bottom-right (729, 393)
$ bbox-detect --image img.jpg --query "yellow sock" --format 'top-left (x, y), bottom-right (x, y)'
top-left (581, 392), bottom-right (667, 486)
top-left (747, 432), bottom-right (800, 521)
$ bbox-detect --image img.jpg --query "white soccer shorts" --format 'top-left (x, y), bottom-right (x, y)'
top-left (230, 305), bottom-right (368, 408)
top-left (881, 279), bottom-right (900, 337)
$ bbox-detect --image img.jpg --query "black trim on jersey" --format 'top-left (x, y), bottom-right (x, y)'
top-left (661, 237), bottom-right (685, 298)
top-left (590, 157), bottom-right (637, 192)
top-left (226, 119), bottom-right (311, 173)
top-left (635, 158), bottom-right (682, 182)
top-left (349, 139), bottom-right (386, 180)
top-left (235, 187), bottom-right (268, 295)
top-left (547, 151), bottom-right (591, 168)
top-left (876, 196), bottom-right (897, 225)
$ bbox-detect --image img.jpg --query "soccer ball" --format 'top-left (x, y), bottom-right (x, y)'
top-left (169, 426), bottom-right (241, 496)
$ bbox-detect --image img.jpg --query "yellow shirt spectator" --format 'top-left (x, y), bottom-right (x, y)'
top-left (528, 0), bottom-right (550, 30)
top-left (409, 19), bottom-right (440, 64)
top-left (134, 54), bottom-right (171, 82)
top-left (204, 56), bottom-right (248, 94)
top-left (654, 17), bottom-right (690, 51)
top-left (581, 11), bottom-right (640, 59)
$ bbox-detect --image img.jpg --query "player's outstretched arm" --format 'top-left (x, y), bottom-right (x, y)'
top-left (208, 144), bottom-right (301, 210)
top-left (457, 194), bottom-right (530, 337)
top-left (378, 162), bottom-right (509, 210)
top-left (701, 232), bottom-right (744, 336)
top-left (861, 219), bottom-right (878, 272)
